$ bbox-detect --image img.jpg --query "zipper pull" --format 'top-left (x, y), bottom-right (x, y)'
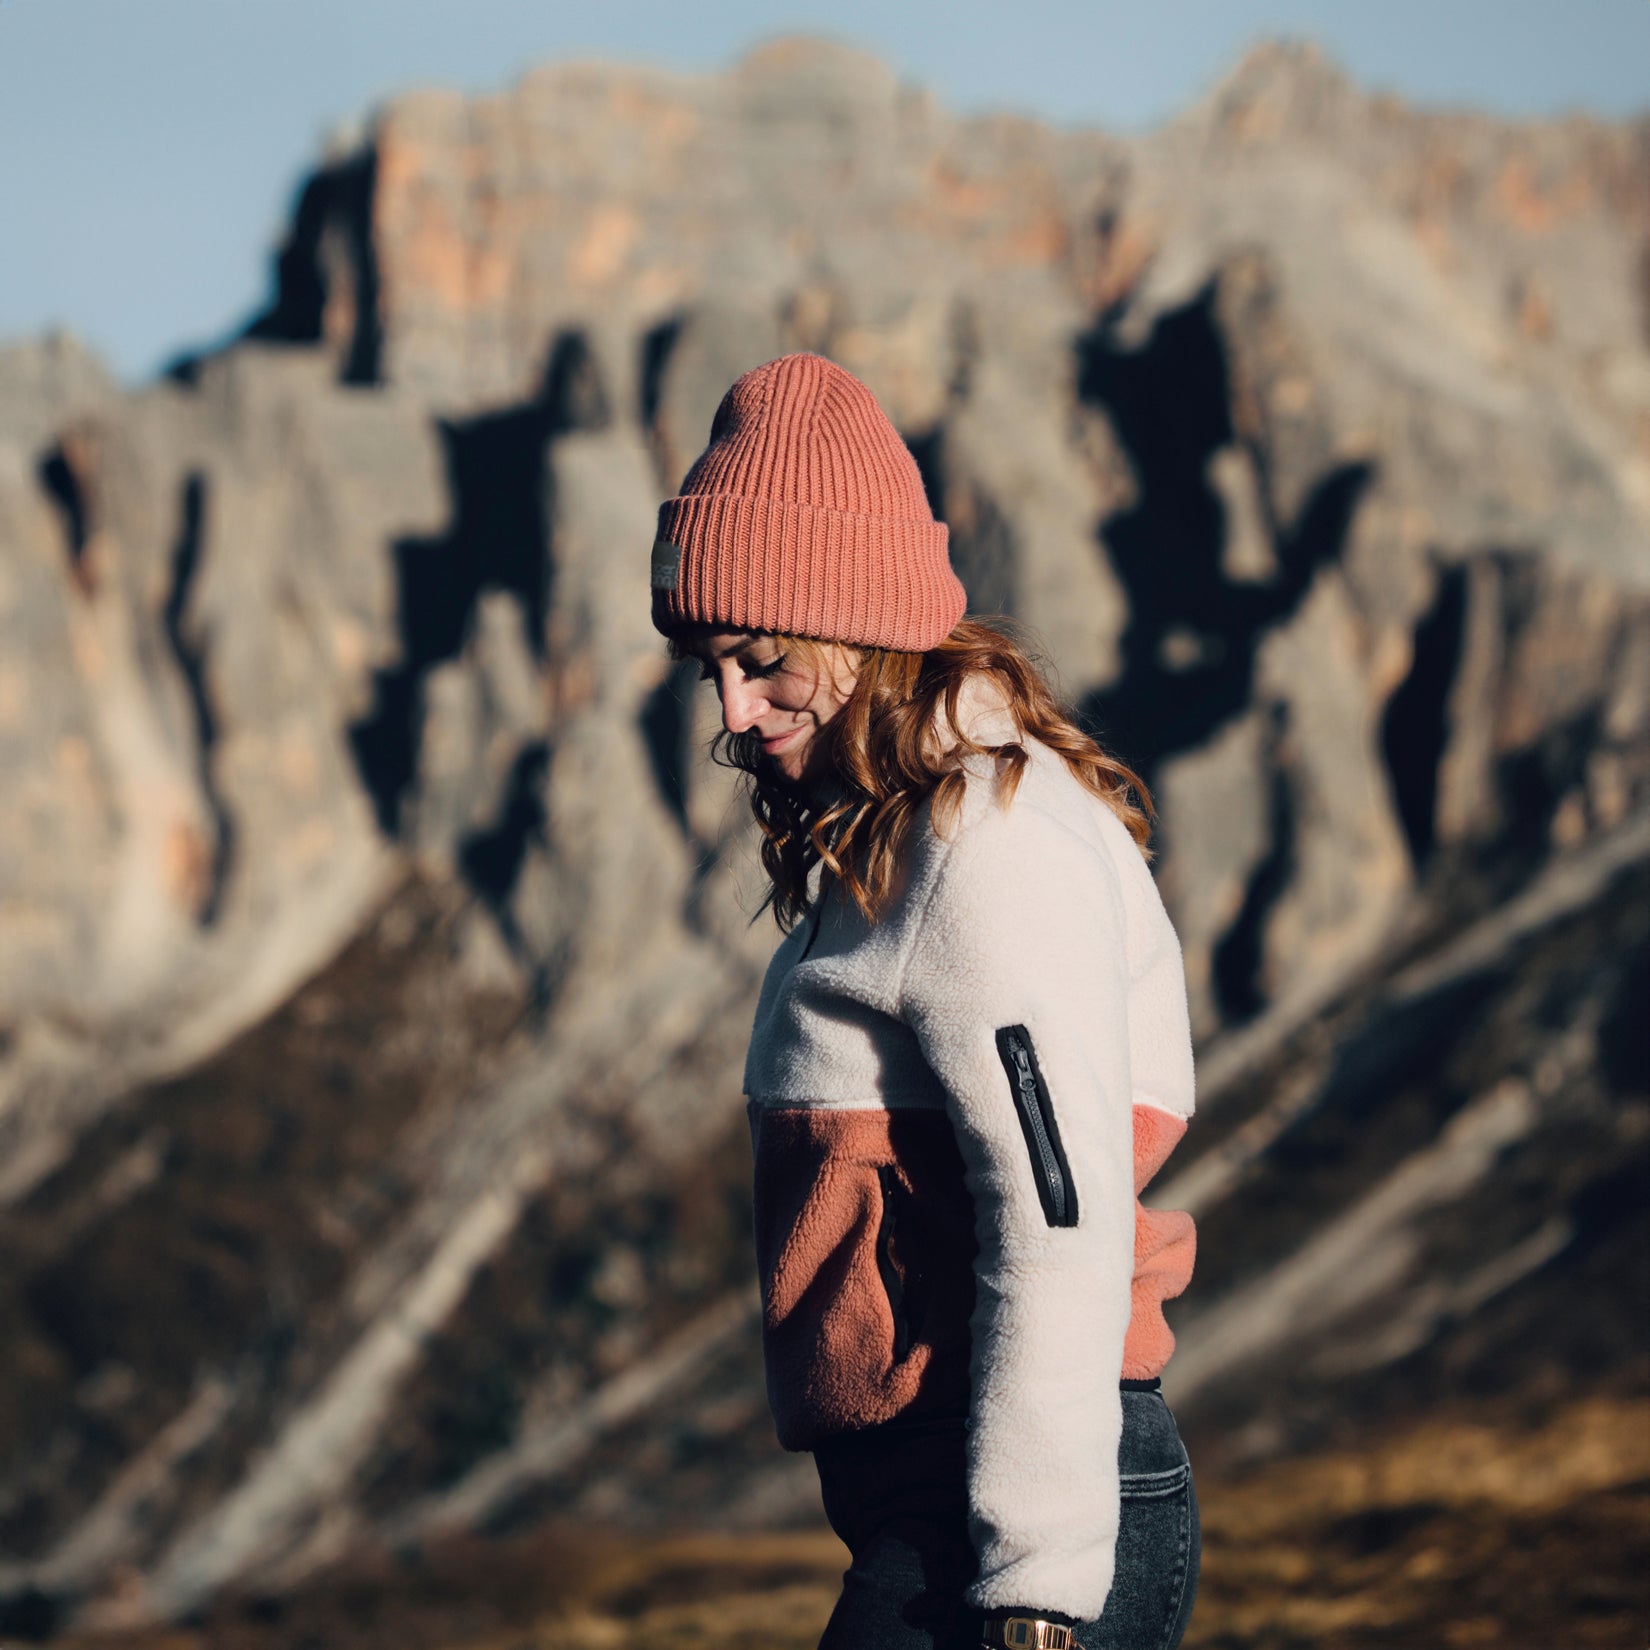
top-left (1012, 1041), bottom-right (1036, 1093)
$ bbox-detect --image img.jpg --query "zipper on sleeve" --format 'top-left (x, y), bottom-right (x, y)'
top-left (993, 1025), bottom-right (1079, 1228)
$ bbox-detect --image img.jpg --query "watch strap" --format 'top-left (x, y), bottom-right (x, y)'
top-left (978, 1610), bottom-right (1083, 1649)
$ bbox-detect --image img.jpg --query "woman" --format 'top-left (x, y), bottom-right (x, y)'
top-left (650, 352), bottom-right (1200, 1650)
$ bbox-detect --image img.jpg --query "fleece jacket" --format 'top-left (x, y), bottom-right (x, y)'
top-left (742, 690), bottom-right (1198, 1620)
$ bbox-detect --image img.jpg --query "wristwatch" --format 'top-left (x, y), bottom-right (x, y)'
top-left (978, 1609), bottom-right (1084, 1649)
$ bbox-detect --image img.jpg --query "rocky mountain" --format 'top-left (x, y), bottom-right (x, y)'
top-left (0, 36), bottom-right (1645, 1640)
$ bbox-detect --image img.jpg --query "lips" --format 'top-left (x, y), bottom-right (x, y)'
top-left (760, 726), bottom-right (804, 754)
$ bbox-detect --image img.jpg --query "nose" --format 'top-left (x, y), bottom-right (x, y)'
top-left (717, 671), bottom-right (769, 735)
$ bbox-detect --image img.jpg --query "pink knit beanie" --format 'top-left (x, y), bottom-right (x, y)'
top-left (650, 353), bottom-right (967, 651)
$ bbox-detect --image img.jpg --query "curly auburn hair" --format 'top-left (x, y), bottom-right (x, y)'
top-left (666, 617), bottom-right (1155, 932)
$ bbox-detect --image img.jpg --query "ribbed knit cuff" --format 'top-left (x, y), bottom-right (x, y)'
top-left (651, 493), bottom-right (966, 652)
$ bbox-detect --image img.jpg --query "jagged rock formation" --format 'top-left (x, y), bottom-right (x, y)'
top-left (0, 37), bottom-right (1645, 1635)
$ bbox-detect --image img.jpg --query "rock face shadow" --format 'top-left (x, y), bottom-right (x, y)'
top-left (905, 425), bottom-right (1018, 620)
top-left (639, 660), bottom-right (701, 836)
top-left (347, 330), bottom-right (606, 839)
top-left (1209, 700), bottom-right (1295, 1025)
top-left (162, 471), bottom-right (235, 925)
top-left (1074, 282), bottom-right (1373, 801)
top-left (347, 330), bottom-right (611, 981)
top-left (36, 443), bottom-right (92, 593)
top-left (458, 740), bottom-right (551, 972)
top-left (1380, 562), bottom-right (1468, 877)
top-left (1074, 282), bottom-right (1373, 1023)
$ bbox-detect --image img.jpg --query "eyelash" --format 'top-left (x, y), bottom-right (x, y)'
top-left (698, 653), bottom-right (788, 684)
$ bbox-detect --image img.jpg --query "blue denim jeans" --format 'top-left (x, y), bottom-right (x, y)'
top-left (813, 1380), bottom-right (1199, 1650)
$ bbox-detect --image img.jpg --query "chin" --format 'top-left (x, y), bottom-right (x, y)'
top-left (756, 738), bottom-right (813, 784)
top-left (769, 757), bottom-right (809, 785)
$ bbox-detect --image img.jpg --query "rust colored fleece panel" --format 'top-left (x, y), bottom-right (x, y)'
top-left (750, 1102), bottom-right (974, 1449)
top-left (1124, 1104), bottom-right (1196, 1379)
top-left (751, 1100), bottom-right (1195, 1445)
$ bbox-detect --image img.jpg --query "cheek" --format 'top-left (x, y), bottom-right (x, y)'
top-left (770, 679), bottom-right (820, 714)
top-left (813, 681), bottom-right (852, 721)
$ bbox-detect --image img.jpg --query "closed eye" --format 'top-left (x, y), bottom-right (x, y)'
top-left (698, 652), bottom-right (788, 684)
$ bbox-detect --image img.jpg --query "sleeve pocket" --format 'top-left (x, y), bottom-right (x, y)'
top-left (993, 1024), bottom-right (1080, 1228)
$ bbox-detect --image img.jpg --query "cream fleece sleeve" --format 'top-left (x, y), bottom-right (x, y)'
top-left (896, 785), bottom-right (1138, 1620)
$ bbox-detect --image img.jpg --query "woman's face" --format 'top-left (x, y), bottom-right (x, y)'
top-left (686, 630), bottom-right (857, 785)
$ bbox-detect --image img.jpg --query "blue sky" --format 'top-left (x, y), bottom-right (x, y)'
top-left (2, 0), bottom-right (1646, 384)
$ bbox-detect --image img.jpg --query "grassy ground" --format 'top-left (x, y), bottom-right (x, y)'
top-left (1181, 1387), bottom-right (1649, 1650)
top-left (45, 1382), bottom-right (1648, 1650)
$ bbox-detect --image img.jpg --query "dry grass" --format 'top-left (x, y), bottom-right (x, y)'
top-left (452, 1531), bottom-right (848, 1649)
top-left (46, 1391), bottom-right (1649, 1650)
top-left (1183, 1390), bottom-right (1650, 1650)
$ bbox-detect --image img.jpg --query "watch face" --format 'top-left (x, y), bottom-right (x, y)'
top-left (1000, 1622), bottom-right (1068, 1649)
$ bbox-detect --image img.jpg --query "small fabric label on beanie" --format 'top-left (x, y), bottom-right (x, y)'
top-left (650, 538), bottom-right (682, 591)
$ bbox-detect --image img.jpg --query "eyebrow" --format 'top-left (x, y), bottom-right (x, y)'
top-left (710, 634), bottom-right (763, 660)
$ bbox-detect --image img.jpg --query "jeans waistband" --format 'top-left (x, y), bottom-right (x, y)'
top-left (817, 1377), bottom-right (1164, 1463)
